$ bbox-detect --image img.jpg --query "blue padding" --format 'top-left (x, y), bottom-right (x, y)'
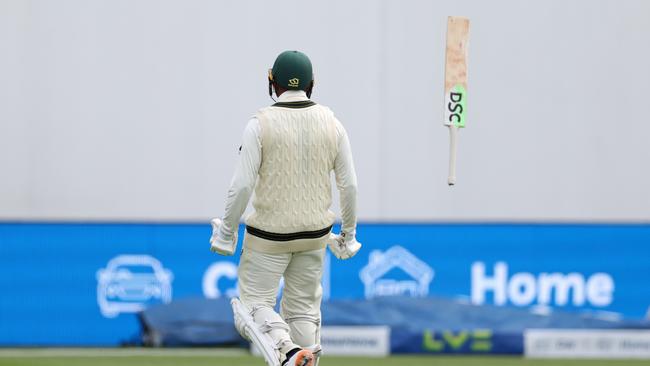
top-left (321, 296), bottom-right (650, 354)
top-left (138, 296), bottom-right (650, 353)
top-left (321, 296), bottom-right (650, 331)
top-left (139, 298), bottom-right (244, 347)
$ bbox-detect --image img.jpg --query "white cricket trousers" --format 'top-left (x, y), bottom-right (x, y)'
top-left (238, 245), bottom-right (325, 354)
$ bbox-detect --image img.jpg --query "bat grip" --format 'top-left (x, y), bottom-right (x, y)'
top-left (447, 125), bottom-right (458, 185)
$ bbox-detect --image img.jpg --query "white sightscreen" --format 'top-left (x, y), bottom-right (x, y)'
top-left (1, 0), bottom-right (649, 221)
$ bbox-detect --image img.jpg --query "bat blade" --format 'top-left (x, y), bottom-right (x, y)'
top-left (444, 16), bottom-right (470, 186)
top-left (444, 16), bottom-right (470, 128)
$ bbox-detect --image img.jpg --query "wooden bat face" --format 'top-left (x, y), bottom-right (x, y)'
top-left (444, 16), bottom-right (470, 128)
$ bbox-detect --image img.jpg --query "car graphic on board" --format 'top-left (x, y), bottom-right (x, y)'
top-left (97, 255), bottom-right (173, 318)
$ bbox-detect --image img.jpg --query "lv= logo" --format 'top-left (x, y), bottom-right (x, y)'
top-left (423, 329), bottom-right (492, 352)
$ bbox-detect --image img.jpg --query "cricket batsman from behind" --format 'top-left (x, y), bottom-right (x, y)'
top-left (209, 50), bottom-right (360, 366)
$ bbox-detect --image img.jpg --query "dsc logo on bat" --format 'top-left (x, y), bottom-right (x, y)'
top-left (445, 84), bottom-right (466, 128)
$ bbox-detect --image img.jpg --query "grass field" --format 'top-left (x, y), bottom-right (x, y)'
top-left (0, 349), bottom-right (648, 366)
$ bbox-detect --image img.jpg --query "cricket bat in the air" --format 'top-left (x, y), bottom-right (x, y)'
top-left (444, 16), bottom-right (470, 186)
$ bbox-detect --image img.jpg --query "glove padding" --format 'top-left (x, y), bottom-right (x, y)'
top-left (209, 218), bottom-right (238, 256)
top-left (327, 232), bottom-right (361, 260)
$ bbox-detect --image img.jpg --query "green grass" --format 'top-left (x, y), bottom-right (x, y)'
top-left (0, 349), bottom-right (647, 366)
top-left (1, 356), bottom-right (649, 366)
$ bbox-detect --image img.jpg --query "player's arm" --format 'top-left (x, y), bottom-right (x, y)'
top-left (210, 118), bottom-right (261, 256)
top-left (328, 120), bottom-right (361, 260)
top-left (334, 125), bottom-right (358, 236)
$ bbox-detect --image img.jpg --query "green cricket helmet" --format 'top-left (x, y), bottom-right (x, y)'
top-left (268, 50), bottom-right (314, 92)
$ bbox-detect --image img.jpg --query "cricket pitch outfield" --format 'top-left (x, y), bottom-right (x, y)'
top-left (0, 348), bottom-right (648, 366)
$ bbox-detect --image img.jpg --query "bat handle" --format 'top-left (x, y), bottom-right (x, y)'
top-left (447, 125), bottom-right (458, 186)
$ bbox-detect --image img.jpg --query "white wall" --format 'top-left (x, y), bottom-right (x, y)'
top-left (1, 0), bottom-right (649, 222)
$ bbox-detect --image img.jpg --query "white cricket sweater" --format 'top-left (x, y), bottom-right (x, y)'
top-left (218, 90), bottom-right (358, 254)
top-left (245, 102), bottom-right (338, 233)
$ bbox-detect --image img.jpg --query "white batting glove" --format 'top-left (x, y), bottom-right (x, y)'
top-left (209, 218), bottom-right (238, 256)
top-left (327, 231), bottom-right (361, 260)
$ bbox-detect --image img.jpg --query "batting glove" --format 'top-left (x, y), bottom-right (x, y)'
top-left (327, 231), bottom-right (361, 260)
top-left (209, 218), bottom-right (238, 256)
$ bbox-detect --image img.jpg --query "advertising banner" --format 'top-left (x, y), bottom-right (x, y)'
top-left (525, 329), bottom-right (650, 359)
top-left (253, 326), bottom-right (390, 357)
top-left (1, 223), bottom-right (649, 345)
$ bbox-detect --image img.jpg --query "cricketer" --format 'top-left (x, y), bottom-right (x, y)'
top-left (209, 50), bottom-right (361, 366)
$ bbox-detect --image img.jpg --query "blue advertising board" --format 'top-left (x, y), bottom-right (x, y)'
top-left (1, 223), bottom-right (649, 345)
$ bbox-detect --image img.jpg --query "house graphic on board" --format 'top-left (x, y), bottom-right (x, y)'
top-left (359, 245), bottom-right (435, 299)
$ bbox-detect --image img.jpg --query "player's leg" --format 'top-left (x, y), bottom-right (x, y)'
top-left (235, 246), bottom-right (303, 365)
top-left (281, 248), bottom-right (326, 364)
